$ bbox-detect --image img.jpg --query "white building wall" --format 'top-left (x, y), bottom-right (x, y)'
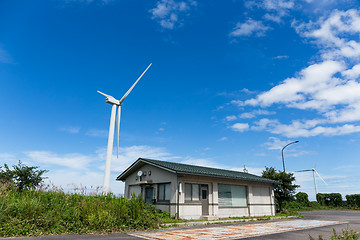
top-left (124, 163), bottom-right (178, 217)
top-left (128, 185), bottom-right (141, 197)
top-left (248, 185), bottom-right (275, 216)
top-left (178, 177), bottom-right (275, 219)
top-left (218, 207), bottom-right (249, 218)
top-left (122, 162), bottom-right (275, 219)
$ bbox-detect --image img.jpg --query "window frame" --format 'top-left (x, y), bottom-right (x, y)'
top-left (218, 183), bottom-right (248, 208)
top-left (157, 183), bottom-right (171, 202)
top-left (184, 183), bottom-right (201, 202)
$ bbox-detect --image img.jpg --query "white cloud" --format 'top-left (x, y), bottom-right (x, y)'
top-left (150, 0), bottom-right (197, 29)
top-left (239, 109), bottom-right (275, 119)
top-left (245, 0), bottom-right (294, 24)
top-left (8, 145), bottom-right (178, 195)
top-left (0, 153), bottom-right (17, 162)
top-left (231, 100), bottom-right (245, 107)
top-left (225, 115), bottom-right (237, 121)
top-left (218, 89), bottom-right (256, 99)
top-left (264, 137), bottom-right (289, 150)
top-left (45, 170), bottom-right (105, 194)
top-left (272, 123), bottom-right (360, 138)
top-left (86, 128), bottom-right (108, 138)
top-left (245, 0), bottom-right (294, 12)
top-left (251, 118), bottom-right (279, 131)
top-left (108, 145), bottom-right (179, 172)
top-left (230, 123), bottom-right (250, 132)
top-left (294, 9), bottom-right (360, 60)
top-left (263, 13), bottom-right (282, 23)
top-left (0, 46), bottom-right (13, 64)
top-left (24, 151), bottom-right (96, 170)
top-left (230, 19), bottom-right (270, 37)
top-left (245, 60), bottom-right (346, 108)
top-left (227, 9), bottom-right (360, 138)
top-left (273, 55), bottom-right (289, 60)
top-left (4, 145), bottom-right (273, 195)
top-left (218, 137), bottom-right (228, 141)
top-left (59, 126), bottom-right (80, 134)
top-left (342, 64), bottom-right (360, 79)
top-left (239, 112), bottom-right (255, 119)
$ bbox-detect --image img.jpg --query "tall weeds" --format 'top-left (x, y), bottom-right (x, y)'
top-left (0, 182), bottom-right (168, 237)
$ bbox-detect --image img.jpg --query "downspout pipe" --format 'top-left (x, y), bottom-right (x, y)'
top-left (177, 174), bottom-right (180, 220)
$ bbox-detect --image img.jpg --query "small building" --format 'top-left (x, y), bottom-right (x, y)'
top-left (117, 158), bottom-right (278, 220)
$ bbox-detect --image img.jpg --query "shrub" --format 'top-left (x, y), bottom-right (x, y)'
top-left (329, 226), bottom-right (360, 240)
top-left (284, 201), bottom-right (305, 211)
top-left (296, 192), bottom-right (310, 207)
top-left (346, 194), bottom-right (360, 208)
top-left (0, 187), bottom-right (170, 237)
top-left (309, 226), bottom-right (360, 240)
top-left (316, 193), bottom-right (343, 207)
top-left (0, 161), bottom-right (47, 191)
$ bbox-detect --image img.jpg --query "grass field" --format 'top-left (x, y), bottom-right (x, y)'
top-left (0, 182), bottom-right (170, 237)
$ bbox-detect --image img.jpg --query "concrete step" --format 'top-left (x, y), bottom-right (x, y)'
top-left (200, 215), bottom-right (219, 220)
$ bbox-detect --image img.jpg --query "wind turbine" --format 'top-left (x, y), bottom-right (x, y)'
top-left (296, 161), bottom-right (327, 196)
top-left (98, 63), bottom-right (152, 194)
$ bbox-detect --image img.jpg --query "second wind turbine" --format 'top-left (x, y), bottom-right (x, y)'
top-left (98, 63), bottom-right (152, 194)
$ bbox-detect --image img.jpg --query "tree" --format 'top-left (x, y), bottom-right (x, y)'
top-left (262, 167), bottom-right (299, 212)
top-left (0, 161), bottom-right (48, 191)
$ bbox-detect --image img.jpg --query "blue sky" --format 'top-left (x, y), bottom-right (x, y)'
top-left (1, 0), bottom-right (360, 200)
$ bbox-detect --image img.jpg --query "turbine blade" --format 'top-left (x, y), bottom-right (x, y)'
top-left (295, 169), bottom-right (312, 172)
top-left (315, 170), bottom-right (328, 185)
top-left (314, 159), bottom-right (319, 169)
top-left (97, 90), bottom-right (111, 98)
top-left (117, 105), bottom-right (121, 158)
top-left (119, 63), bottom-right (152, 104)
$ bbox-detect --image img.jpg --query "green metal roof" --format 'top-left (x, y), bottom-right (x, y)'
top-left (117, 158), bottom-right (279, 184)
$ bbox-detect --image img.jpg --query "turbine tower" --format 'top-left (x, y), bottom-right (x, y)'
top-left (296, 161), bottom-right (327, 196)
top-left (98, 63), bottom-right (152, 194)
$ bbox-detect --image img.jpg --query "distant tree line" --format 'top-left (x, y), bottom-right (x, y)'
top-left (262, 166), bottom-right (360, 211)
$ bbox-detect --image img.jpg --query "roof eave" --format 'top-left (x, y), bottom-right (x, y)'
top-left (116, 158), bottom-right (177, 181)
top-left (177, 171), bottom-right (278, 184)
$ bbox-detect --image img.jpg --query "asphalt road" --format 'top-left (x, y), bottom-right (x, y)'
top-left (3, 210), bottom-right (360, 240)
top-left (243, 210), bottom-right (360, 240)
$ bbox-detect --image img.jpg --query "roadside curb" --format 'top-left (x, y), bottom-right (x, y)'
top-left (161, 215), bottom-right (299, 228)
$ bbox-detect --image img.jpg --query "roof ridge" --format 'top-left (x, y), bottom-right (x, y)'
top-left (140, 158), bottom-right (265, 178)
top-left (117, 158), bottom-right (279, 184)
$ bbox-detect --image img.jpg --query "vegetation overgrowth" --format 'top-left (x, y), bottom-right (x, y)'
top-left (261, 167), bottom-right (299, 211)
top-left (309, 226), bottom-right (360, 240)
top-left (0, 182), bottom-right (171, 237)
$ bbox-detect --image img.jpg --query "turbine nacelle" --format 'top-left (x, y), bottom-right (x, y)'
top-left (97, 91), bottom-right (121, 105)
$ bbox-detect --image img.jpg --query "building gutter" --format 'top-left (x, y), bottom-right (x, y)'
top-left (177, 174), bottom-right (180, 220)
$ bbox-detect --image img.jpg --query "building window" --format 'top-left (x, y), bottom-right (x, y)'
top-left (185, 183), bottom-right (200, 201)
top-left (218, 184), bottom-right (247, 207)
top-left (158, 183), bottom-right (170, 201)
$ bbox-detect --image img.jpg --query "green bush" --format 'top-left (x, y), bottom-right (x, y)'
top-left (296, 192), bottom-right (310, 207)
top-left (316, 193), bottom-right (343, 207)
top-left (310, 226), bottom-right (360, 240)
top-left (329, 227), bottom-right (360, 240)
top-left (0, 161), bottom-right (47, 191)
top-left (0, 183), bottom-right (170, 237)
top-left (346, 194), bottom-right (360, 208)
